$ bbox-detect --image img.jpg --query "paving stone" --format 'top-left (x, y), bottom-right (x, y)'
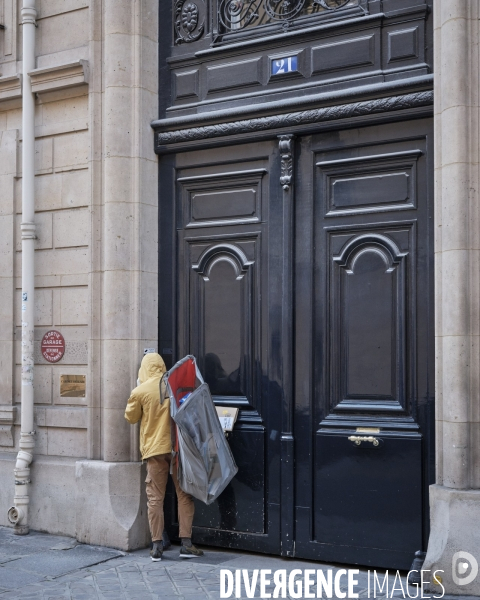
top-left (0, 566), bottom-right (45, 590)
top-left (2, 526), bottom-right (467, 600)
top-left (9, 546), bottom-right (122, 579)
top-left (176, 585), bottom-right (203, 591)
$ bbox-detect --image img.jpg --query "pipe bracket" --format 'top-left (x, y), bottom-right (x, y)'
top-left (20, 222), bottom-right (36, 240)
top-left (21, 7), bottom-right (37, 26)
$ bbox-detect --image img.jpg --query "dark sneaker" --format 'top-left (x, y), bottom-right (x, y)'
top-left (179, 544), bottom-right (204, 559)
top-left (150, 541), bottom-right (163, 562)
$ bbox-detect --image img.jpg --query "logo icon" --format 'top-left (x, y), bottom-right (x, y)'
top-left (452, 551), bottom-right (478, 586)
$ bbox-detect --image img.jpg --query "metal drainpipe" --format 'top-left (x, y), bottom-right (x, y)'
top-left (7, 0), bottom-right (37, 535)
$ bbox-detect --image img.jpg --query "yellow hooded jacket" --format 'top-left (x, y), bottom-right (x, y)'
top-left (124, 353), bottom-right (172, 460)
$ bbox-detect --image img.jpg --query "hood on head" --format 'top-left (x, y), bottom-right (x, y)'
top-left (138, 353), bottom-right (166, 384)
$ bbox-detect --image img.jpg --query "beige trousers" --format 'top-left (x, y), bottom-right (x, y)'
top-left (145, 453), bottom-right (195, 541)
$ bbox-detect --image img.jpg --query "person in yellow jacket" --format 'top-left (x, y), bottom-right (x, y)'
top-left (125, 352), bottom-right (204, 562)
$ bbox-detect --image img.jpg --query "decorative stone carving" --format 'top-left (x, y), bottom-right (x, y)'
top-left (175, 0), bottom-right (205, 44)
top-left (278, 135), bottom-right (294, 190)
top-left (155, 91), bottom-right (434, 147)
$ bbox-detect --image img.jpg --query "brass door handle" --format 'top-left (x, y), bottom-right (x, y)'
top-left (348, 435), bottom-right (380, 447)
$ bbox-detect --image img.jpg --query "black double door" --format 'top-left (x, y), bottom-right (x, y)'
top-left (162, 117), bottom-right (434, 569)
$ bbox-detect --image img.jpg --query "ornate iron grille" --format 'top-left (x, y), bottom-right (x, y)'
top-left (217, 0), bottom-right (358, 33)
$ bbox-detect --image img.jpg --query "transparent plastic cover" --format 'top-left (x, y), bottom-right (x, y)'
top-left (163, 356), bottom-right (238, 505)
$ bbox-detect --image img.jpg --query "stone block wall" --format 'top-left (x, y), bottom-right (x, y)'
top-left (0, 1), bottom-right (90, 463)
top-left (0, 0), bottom-right (158, 547)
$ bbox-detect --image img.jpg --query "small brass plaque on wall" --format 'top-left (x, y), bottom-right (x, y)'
top-left (60, 375), bottom-right (86, 398)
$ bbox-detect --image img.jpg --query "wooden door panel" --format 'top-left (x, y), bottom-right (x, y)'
top-left (294, 119), bottom-right (434, 568)
top-left (318, 148), bottom-right (421, 216)
top-left (167, 143), bottom-right (282, 553)
top-left (327, 224), bottom-right (414, 414)
top-left (179, 168), bottom-right (265, 228)
top-left (186, 235), bottom-right (260, 403)
top-left (193, 428), bottom-right (266, 534)
top-left (313, 432), bottom-right (423, 569)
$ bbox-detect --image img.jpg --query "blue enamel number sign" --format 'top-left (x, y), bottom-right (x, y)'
top-left (271, 56), bottom-right (298, 76)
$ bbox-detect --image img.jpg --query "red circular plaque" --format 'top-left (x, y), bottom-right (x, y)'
top-left (41, 330), bottom-right (65, 363)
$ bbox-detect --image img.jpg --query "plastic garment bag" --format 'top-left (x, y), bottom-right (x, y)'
top-left (161, 355), bottom-right (238, 505)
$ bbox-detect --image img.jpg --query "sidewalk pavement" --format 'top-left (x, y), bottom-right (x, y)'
top-left (0, 527), bottom-right (472, 600)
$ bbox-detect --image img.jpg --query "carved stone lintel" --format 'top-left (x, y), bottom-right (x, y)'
top-left (155, 91), bottom-right (434, 147)
top-left (278, 135), bottom-right (294, 190)
top-left (0, 74), bottom-right (22, 105)
top-left (29, 61), bottom-right (89, 96)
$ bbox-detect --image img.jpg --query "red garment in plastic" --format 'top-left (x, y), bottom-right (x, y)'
top-left (161, 355), bottom-right (238, 505)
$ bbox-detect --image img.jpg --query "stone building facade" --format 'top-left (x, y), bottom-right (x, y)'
top-left (0, 0), bottom-right (479, 596)
top-left (0, 0), bottom-right (157, 549)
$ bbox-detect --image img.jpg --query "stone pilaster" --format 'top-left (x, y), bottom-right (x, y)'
top-left (424, 1), bottom-right (480, 595)
top-left (101, 0), bottom-right (159, 463)
top-left (73, 0), bottom-right (158, 548)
